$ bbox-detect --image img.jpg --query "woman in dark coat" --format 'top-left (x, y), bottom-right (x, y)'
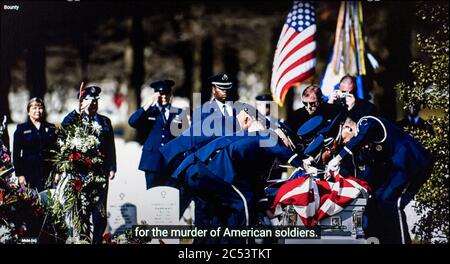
top-left (13, 97), bottom-right (57, 191)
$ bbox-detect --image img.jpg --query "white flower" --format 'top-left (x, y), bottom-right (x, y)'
top-left (57, 138), bottom-right (65, 147)
top-left (91, 121), bottom-right (102, 135)
top-left (0, 225), bottom-right (13, 244)
top-left (81, 145), bottom-right (88, 153)
top-left (66, 236), bottom-right (81, 244)
top-left (86, 135), bottom-right (100, 148)
top-left (70, 137), bottom-right (83, 150)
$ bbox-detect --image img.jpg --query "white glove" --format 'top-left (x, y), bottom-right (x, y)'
top-left (306, 166), bottom-right (318, 177)
top-left (302, 156), bottom-right (314, 168)
top-left (77, 99), bottom-right (92, 115)
top-left (327, 156), bottom-right (341, 172)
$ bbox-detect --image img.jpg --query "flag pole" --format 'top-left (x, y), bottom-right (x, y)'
top-left (78, 81), bottom-right (84, 114)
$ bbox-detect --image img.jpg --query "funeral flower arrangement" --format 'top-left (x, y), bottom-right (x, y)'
top-left (49, 117), bottom-right (107, 240)
top-left (0, 125), bottom-right (13, 178)
top-left (0, 183), bottom-right (43, 244)
top-left (1, 130), bottom-right (44, 244)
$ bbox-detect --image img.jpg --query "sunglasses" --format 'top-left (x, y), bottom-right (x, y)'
top-left (303, 101), bottom-right (319, 107)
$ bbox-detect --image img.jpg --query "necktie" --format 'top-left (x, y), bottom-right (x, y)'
top-left (161, 107), bottom-right (167, 123)
top-left (223, 104), bottom-right (229, 117)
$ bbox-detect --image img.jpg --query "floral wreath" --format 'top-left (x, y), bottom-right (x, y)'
top-left (48, 117), bottom-right (107, 241)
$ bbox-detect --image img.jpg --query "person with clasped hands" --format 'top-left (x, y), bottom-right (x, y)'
top-left (13, 97), bottom-right (57, 191)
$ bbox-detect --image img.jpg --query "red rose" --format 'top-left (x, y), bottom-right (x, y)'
top-left (73, 178), bottom-right (84, 191)
top-left (69, 152), bottom-right (82, 161)
top-left (18, 225), bottom-right (27, 236)
top-left (85, 157), bottom-right (93, 168)
top-left (35, 207), bottom-right (45, 216)
top-left (2, 153), bottom-right (10, 162)
top-left (103, 232), bottom-right (112, 243)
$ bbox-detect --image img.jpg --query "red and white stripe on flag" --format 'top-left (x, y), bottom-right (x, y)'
top-left (272, 172), bottom-right (370, 228)
top-left (270, 1), bottom-right (317, 106)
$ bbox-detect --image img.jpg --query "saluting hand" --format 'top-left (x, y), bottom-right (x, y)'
top-left (78, 99), bottom-right (92, 115)
top-left (143, 92), bottom-right (160, 111)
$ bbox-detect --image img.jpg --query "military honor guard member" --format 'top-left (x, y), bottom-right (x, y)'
top-left (160, 104), bottom-right (259, 216)
top-left (128, 79), bottom-right (188, 189)
top-left (192, 73), bottom-right (246, 125)
top-left (172, 108), bottom-right (301, 244)
top-left (61, 85), bottom-right (117, 244)
top-left (326, 114), bottom-right (432, 244)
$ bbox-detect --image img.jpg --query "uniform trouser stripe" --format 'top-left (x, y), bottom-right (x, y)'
top-left (231, 185), bottom-right (249, 245)
top-left (231, 185), bottom-right (249, 227)
top-left (397, 183), bottom-right (410, 244)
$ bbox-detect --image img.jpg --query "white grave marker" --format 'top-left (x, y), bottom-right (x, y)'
top-left (142, 186), bottom-right (180, 244)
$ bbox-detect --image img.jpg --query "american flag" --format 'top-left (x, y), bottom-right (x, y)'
top-left (271, 172), bottom-right (370, 228)
top-left (271, 1), bottom-right (317, 106)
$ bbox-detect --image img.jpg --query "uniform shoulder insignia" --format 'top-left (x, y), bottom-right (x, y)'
top-left (359, 118), bottom-right (369, 127)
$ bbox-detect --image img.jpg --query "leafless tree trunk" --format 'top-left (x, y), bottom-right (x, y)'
top-left (378, 3), bottom-right (414, 120)
top-left (0, 59), bottom-right (11, 120)
top-left (126, 14), bottom-right (145, 142)
top-left (26, 40), bottom-right (47, 99)
top-left (223, 45), bottom-right (240, 102)
top-left (200, 36), bottom-right (214, 104)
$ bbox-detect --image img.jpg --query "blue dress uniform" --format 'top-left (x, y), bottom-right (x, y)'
top-left (61, 86), bottom-right (117, 244)
top-left (300, 111), bottom-right (348, 171)
top-left (13, 119), bottom-right (57, 191)
top-left (159, 116), bottom-right (239, 215)
top-left (286, 101), bottom-right (343, 134)
top-left (337, 116), bottom-right (432, 244)
top-left (191, 73), bottom-right (245, 126)
top-left (172, 130), bottom-right (300, 244)
top-left (128, 80), bottom-right (188, 189)
top-left (62, 111), bottom-right (117, 175)
top-left (191, 98), bottom-right (246, 132)
top-left (254, 94), bottom-right (297, 180)
top-left (160, 115), bottom-right (239, 173)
